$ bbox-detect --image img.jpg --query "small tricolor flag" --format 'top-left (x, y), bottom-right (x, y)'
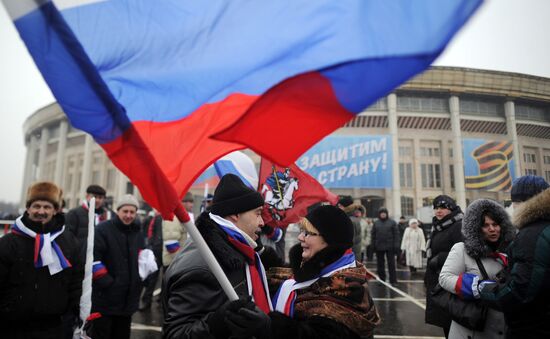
top-left (92, 261), bottom-right (108, 280)
top-left (164, 240), bottom-right (181, 254)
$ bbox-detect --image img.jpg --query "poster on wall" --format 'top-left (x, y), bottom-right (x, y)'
top-left (462, 139), bottom-right (516, 192)
top-left (297, 135), bottom-right (392, 188)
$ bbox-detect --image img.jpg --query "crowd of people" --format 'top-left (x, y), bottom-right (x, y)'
top-left (0, 174), bottom-right (549, 339)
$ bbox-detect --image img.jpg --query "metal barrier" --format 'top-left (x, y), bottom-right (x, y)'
top-left (0, 220), bottom-right (15, 237)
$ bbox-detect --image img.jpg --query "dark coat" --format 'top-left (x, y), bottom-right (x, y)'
top-left (92, 216), bottom-right (144, 316)
top-left (424, 208), bottom-right (463, 328)
top-left (66, 205), bottom-right (113, 243)
top-left (372, 217), bottom-right (399, 252)
top-left (342, 204), bottom-right (364, 259)
top-left (481, 189), bottom-right (550, 339)
top-left (0, 213), bottom-right (83, 335)
top-left (141, 214), bottom-right (163, 264)
top-left (162, 212), bottom-right (252, 339)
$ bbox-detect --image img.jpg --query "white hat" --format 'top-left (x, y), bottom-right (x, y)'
top-left (408, 218), bottom-right (419, 226)
top-left (116, 194), bottom-right (139, 210)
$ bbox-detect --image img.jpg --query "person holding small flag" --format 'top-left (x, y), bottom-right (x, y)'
top-left (0, 182), bottom-right (83, 338)
top-left (163, 174), bottom-right (271, 339)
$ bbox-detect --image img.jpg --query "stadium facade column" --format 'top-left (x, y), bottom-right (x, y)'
top-left (504, 101), bottom-right (522, 178)
top-left (449, 95), bottom-right (467, 208)
top-left (387, 93), bottom-right (401, 217)
top-left (117, 171), bottom-right (129, 200)
top-left (53, 119), bottom-right (68, 187)
top-left (80, 134), bottom-right (93, 193)
top-left (413, 138), bottom-right (423, 211)
top-left (36, 127), bottom-right (50, 179)
top-left (20, 134), bottom-right (38, 205)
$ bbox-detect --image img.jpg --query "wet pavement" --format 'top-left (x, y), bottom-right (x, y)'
top-left (132, 227), bottom-right (444, 338)
top-left (131, 260), bottom-right (445, 339)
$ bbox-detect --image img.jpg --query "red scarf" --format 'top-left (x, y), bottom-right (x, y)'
top-left (147, 214), bottom-right (159, 239)
top-left (488, 251), bottom-right (508, 267)
top-left (226, 236), bottom-right (271, 314)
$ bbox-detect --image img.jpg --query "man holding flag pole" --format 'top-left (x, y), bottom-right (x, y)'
top-left (163, 174), bottom-right (271, 338)
top-left (2, 0), bottom-right (483, 337)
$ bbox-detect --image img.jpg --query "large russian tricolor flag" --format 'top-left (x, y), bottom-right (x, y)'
top-left (3, 0), bottom-right (482, 219)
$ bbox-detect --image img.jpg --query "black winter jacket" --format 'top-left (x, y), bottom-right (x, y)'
top-left (372, 217), bottom-right (399, 252)
top-left (0, 213), bottom-right (83, 332)
top-left (92, 216), bottom-right (144, 316)
top-left (162, 213), bottom-right (254, 339)
top-left (66, 205), bottom-right (112, 244)
top-left (424, 208), bottom-right (463, 328)
top-left (141, 214), bottom-right (163, 264)
top-left (481, 189), bottom-right (550, 339)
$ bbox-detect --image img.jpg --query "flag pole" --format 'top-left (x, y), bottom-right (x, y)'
top-left (174, 203), bottom-right (239, 301)
top-left (75, 197), bottom-right (95, 338)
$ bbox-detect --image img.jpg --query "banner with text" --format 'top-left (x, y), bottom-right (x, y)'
top-left (463, 139), bottom-right (516, 192)
top-left (297, 135), bottom-right (392, 188)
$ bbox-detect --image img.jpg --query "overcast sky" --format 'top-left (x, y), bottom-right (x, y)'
top-left (1, 0), bottom-right (549, 204)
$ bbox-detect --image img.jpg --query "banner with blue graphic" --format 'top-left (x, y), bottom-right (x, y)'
top-left (298, 135), bottom-right (392, 188)
top-left (462, 139), bottom-right (516, 192)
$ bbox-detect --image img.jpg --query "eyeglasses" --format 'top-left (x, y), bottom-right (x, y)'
top-left (299, 229), bottom-right (320, 237)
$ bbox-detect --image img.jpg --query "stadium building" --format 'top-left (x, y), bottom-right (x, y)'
top-left (21, 67), bottom-right (550, 218)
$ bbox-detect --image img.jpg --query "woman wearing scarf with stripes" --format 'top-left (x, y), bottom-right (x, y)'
top-left (267, 205), bottom-right (380, 339)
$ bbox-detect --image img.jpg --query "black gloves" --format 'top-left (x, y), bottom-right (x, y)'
top-left (208, 297), bottom-right (271, 339)
top-left (225, 299), bottom-right (270, 338)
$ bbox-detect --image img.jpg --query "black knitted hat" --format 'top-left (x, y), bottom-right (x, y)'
top-left (433, 195), bottom-right (458, 211)
top-left (211, 174), bottom-right (264, 217)
top-left (338, 195), bottom-right (353, 208)
top-left (303, 205), bottom-right (353, 248)
top-left (511, 175), bottom-right (549, 202)
top-left (86, 184), bottom-right (106, 196)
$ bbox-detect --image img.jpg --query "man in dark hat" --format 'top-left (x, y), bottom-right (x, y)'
top-left (66, 184), bottom-right (113, 244)
top-left (480, 175), bottom-right (550, 339)
top-left (424, 194), bottom-right (463, 338)
top-left (0, 182), bottom-right (83, 338)
top-left (163, 174), bottom-right (271, 339)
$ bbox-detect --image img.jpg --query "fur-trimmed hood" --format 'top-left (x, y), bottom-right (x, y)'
top-left (513, 188), bottom-right (550, 229)
top-left (462, 199), bottom-right (515, 258)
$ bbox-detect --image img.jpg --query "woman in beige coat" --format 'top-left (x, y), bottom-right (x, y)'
top-left (162, 218), bottom-right (188, 269)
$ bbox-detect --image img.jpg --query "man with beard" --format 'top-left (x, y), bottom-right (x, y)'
top-left (163, 174), bottom-right (271, 339)
top-left (87, 194), bottom-right (145, 339)
top-left (0, 182), bottom-right (83, 338)
top-left (424, 195), bottom-right (463, 338)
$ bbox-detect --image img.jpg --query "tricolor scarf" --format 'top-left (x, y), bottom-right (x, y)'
top-left (488, 251), bottom-right (508, 267)
top-left (81, 201), bottom-right (111, 225)
top-left (11, 216), bottom-right (72, 275)
top-left (272, 248), bottom-right (356, 317)
top-left (209, 213), bottom-right (272, 314)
